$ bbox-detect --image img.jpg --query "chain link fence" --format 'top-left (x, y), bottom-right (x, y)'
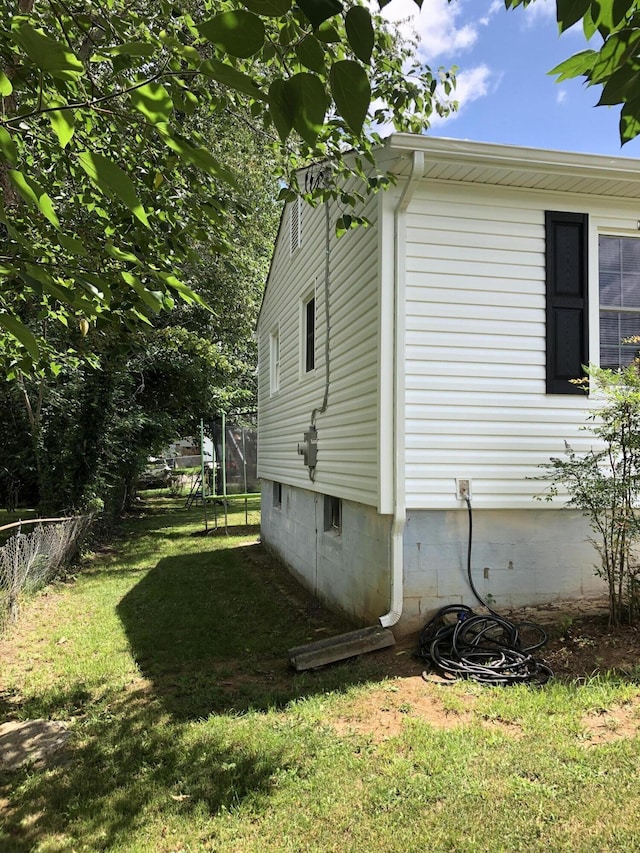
top-left (0, 515), bottom-right (92, 632)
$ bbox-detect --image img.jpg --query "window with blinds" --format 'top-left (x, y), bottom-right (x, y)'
top-left (599, 235), bottom-right (640, 369)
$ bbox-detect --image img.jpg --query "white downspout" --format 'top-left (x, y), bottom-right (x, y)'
top-left (380, 150), bottom-right (424, 628)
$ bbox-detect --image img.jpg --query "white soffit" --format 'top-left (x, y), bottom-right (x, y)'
top-left (385, 134), bottom-right (640, 200)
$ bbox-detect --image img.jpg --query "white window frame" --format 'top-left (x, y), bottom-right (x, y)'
top-left (269, 327), bottom-right (280, 396)
top-left (595, 223), bottom-right (640, 370)
top-left (290, 197), bottom-right (302, 255)
top-left (300, 286), bottom-right (316, 377)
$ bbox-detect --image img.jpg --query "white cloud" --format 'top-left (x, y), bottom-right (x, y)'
top-left (479, 0), bottom-right (504, 26)
top-left (380, 0), bottom-right (478, 61)
top-left (373, 2), bottom-right (499, 133)
top-left (556, 89), bottom-right (567, 104)
top-left (430, 64), bottom-right (495, 125)
top-left (520, 0), bottom-right (556, 25)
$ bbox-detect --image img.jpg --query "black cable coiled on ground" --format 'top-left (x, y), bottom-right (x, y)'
top-left (418, 604), bottom-right (553, 686)
top-left (417, 497), bottom-right (553, 686)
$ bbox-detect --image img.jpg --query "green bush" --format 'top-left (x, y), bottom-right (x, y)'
top-left (540, 363), bottom-right (640, 626)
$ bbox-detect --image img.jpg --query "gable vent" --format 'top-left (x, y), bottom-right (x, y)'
top-left (290, 196), bottom-right (302, 254)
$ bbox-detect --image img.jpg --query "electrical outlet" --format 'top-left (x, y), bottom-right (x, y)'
top-left (456, 478), bottom-right (471, 500)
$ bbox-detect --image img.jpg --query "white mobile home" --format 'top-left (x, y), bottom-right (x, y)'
top-left (257, 134), bottom-right (640, 636)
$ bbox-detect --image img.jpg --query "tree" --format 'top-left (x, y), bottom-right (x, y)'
top-left (0, 0), bottom-right (456, 376)
top-left (506, 0), bottom-right (640, 145)
top-left (0, 107), bottom-right (284, 516)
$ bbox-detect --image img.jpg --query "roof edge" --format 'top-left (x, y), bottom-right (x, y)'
top-left (384, 133), bottom-right (640, 182)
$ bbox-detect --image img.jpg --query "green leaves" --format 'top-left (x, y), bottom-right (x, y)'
top-left (330, 60), bottom-right (370, 134)
top-left (597, 66), bottom-right (640, 106)
top-left (295, 35), bottom-right (326, 73)
top-left (345, 7), bottom-right (374, 64)
top-left (200, 59), bottom-right (267, 99)
top-left (0, 127), bottom-right (17, 166)
top-left (0, 314), bottom-right (39, 361)
top-left (620, 98), bottom-right (640, 143)
top-left (550, 50), bottom-right (597, 82)
top-left (157, 127), bottom-right (239, 186)
top-left (242, 0), bottom-right (292, 15)
top-left (8, 171), bottom-right (60, 229)
top-left (78, 152), bottom-right (150, 228)
top-left (0, 72), bottom-right (12, 97)
top-left (130, 83), bottom-right (174, 124)
top-left (269, 79), bottom-right (294, 142)
top-left (295, 0), bottom-right (343, 29)
top-left (0, 0), bottom-right (458, 379)
top-left (198, 11), bottom-right (265, 57)
top-left (11, 21), bottom-right (83, 79)
top-left (555, 0), bottom-right (591, 33)
top-left (289, 73), bottom-right (328, 143)
top-left (48, 102), bottom-right (75, 148)
top-left (269, 74), bottom-right (328, 143)
top-left (532, 1), bottom-right (640, 144)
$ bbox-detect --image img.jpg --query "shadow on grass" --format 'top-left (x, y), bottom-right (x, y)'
top-left (0, 683), bottom-right (93, 722)
top-left (1, 514), bottom-right (420, 851)
top-left (0, 688), bottom-right (293, 852)
top-left (116, 541), bottom-right (417, 720)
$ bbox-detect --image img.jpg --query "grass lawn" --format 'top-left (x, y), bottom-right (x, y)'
top-left (1, 495), bottom-right (640, 852)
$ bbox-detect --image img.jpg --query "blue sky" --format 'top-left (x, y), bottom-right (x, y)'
top-left (382, 0), bottom-right (640, 158)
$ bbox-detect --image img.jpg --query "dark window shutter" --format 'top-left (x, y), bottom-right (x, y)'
top-left (545, 211), bottom-right (589, 394)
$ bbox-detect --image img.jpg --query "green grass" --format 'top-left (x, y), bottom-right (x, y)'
top-left (2, 495), bottom-right (640, 852)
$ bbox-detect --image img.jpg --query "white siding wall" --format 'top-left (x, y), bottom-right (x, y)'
top-left (404, 181), bottom-right (640, 509)
top-left (258, 193), bottom-right (381, 506)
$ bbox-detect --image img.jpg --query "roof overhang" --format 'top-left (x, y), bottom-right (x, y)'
top-left (384, 134), bottom-right (640, 200)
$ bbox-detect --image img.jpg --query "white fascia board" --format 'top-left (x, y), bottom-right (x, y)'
top-left (384, 133), bottom-right (640, 189)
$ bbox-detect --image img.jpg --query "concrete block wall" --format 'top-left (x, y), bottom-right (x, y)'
top-left (261, 482), bottom-right (604, 637)
top-left (261, 480), bottom-right (392, 626)
top-left (400, 508), bottom-right (605, 634)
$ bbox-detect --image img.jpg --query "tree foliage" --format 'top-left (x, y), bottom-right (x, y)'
top-left (0, 0), bottom-right (455, 376)
top-left (506, 0), bottom-right (640, 145)
top-left (0, 109), bottom-right (278, 517)
top-left (1, 323), bottom-right (243, 516)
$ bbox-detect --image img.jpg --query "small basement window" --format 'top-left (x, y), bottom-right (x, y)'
top-left (273, 482), bottom-right (282, 509)
top-left (324, 495), bottom-right (341, 534)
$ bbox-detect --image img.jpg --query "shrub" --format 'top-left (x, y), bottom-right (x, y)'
top-left (540, 363), bottom-right (640, 626)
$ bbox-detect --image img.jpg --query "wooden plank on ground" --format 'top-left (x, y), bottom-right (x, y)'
top-left (288, 625), bottom-right (396, 671)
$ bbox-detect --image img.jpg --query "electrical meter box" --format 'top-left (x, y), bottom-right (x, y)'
top-left (297, 425), bottom-right (318, 470)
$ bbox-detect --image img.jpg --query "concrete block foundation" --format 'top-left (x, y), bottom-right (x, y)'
top-left (261, 480), bottom-right (606, 637)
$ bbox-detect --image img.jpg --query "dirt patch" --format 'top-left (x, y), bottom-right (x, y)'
top-left (580, 702), bottom-right (640, 745)
top-left (535, 611), bottom-right (640, 680)
top-left (330, 675), bottom-right (527, 742)
top-left (332, 677), bottom-right (474, 741)
top-left (0, 720), bottom-right (71, 771)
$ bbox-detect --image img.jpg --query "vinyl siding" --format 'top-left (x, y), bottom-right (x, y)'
top-left (403, 180), bottom-right (640, 510)
top-left (257, 192), bottom-right (381, 506)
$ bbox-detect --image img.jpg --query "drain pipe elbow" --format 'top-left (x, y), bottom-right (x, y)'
top-left (379, 513), bottom-right (405, 627)
top-left (379, 149), bottom-right (424, 629)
